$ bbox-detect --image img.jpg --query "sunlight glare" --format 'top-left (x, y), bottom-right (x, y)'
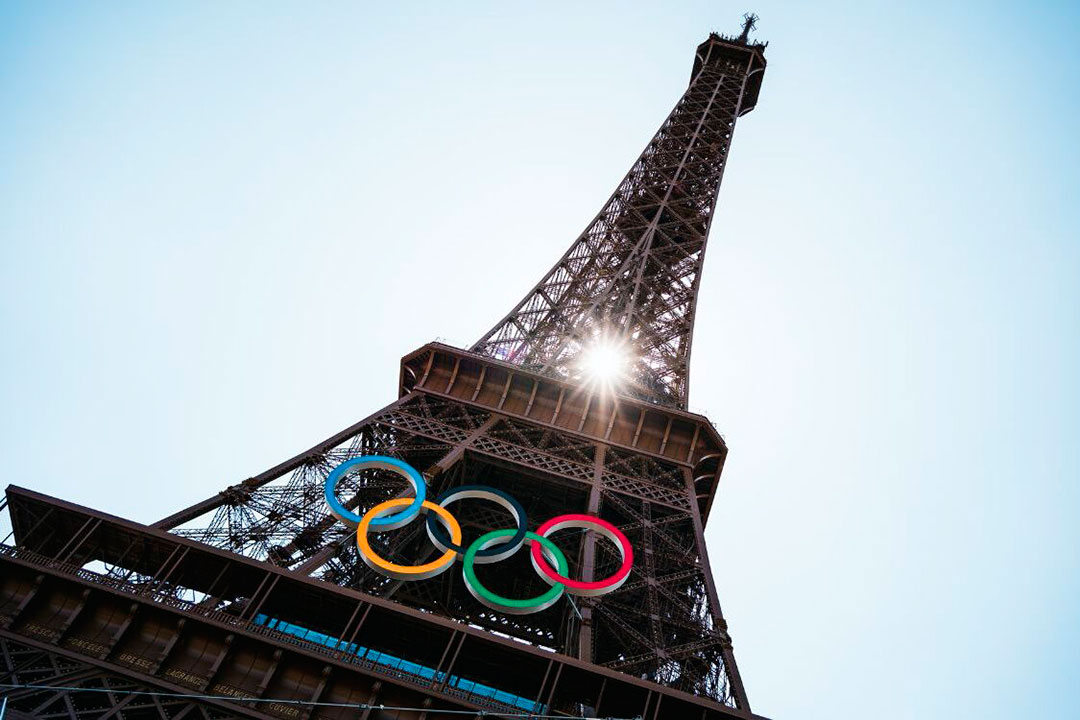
top-left (578, 339), bottom-right (630, 390)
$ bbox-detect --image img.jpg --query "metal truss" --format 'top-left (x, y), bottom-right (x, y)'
top-left (0, 637), bottom-right (239, 720)
top-left (472, 34), bottom-right (766, 410)
top-left (161, 392), bottom-right (744, 706)
top-left (1, 489), bottom-right (766, 720)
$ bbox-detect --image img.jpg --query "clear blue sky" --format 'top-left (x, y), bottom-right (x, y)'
top-left (2, 2), bottom-right (1077, 718)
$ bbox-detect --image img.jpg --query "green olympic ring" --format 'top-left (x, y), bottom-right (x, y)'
top-left (462, 529), bottom-right (568, 615)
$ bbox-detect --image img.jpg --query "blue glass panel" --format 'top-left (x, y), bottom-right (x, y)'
top-left (251, 615), bottom-right (544, 714)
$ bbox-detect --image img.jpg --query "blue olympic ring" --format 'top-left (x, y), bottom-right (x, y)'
top-left (323, 455), bottom-right (426, 530)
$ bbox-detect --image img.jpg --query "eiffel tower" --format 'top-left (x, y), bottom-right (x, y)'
top-left (1, 18), bottom-right (769, 720)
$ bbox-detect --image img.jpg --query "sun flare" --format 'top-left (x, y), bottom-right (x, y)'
top-left (576, 337), bottom-right (631, 392)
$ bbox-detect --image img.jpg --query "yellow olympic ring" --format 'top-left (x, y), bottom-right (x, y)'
top-left (356, 498), bottom-right (462, 581)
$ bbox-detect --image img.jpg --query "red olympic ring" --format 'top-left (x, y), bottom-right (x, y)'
top-left (530, 514), bottom-right (634, 597)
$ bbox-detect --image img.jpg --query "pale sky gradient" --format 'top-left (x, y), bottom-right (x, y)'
top-left (2, 2), bottom-right (1078, 719)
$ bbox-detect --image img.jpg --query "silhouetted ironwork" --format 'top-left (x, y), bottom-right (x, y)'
top-left (1, 23), bottom-right (767, 720)
top-left (472, 28), bottom-right (765, 409)
top-left (738, 13), bottom-right (759, 43)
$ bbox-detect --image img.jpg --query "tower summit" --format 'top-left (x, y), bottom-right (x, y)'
top-left (2, 21), bottom-right (769, 720)
top-left (473, 28), bottom-right (766, 410)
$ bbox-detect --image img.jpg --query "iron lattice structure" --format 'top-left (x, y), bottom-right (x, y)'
top-left (473, 33), bottom-right (763, 410)
top-left (1, 27), bottom-right (768, 720)
top-left (0, 637), bottom-right (239, 720)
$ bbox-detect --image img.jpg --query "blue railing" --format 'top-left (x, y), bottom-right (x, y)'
top-left (253, 614), bottom-right (545, 714)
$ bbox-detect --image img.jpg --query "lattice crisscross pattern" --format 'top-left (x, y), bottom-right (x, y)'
top-left (472, 49), bottom-right (758, 409)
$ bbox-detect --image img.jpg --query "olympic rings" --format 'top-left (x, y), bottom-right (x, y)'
top-left (357, 498), bottom-right (461, 580)
top-left (324, 455), bottom-right (426, 529)
top-left (426, 485), bottom-right (527, 563)
top-left (323, 457), bottom-right (634, 614)
top-left (463, 530), bottom-right (567, 614)
top-left (531, 514), bottom-right (634, 596)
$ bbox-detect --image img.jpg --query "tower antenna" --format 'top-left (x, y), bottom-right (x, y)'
top-left (738, 12), bottom-right (759, 43)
